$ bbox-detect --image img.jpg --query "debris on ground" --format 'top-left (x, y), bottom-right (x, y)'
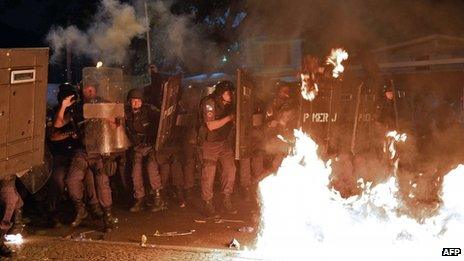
top-left (214, 219), bottom-right (245, 224)
top-left (194, 218), bottom-right (245, 224)
top-left (153, 230), bottom-right (196, 237)
top-left (140, 235), bottom-right (147, 247)
top-left (237, 226), bottom-right (254, 233)
top-left (229, 238), bottom-right (240, 250)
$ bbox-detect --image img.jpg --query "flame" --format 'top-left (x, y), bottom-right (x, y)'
top-left (241, 129), bottom-right (464, 260)
top-left (300, 73), bottom-right (318, 101)
top-left (96, 61), bottom-right (103, 68)
top-left (5, 234), bottom-right (24, 245)
top-left (326, 48), bottom-right (348, 78)
top-left (384, 130), bottom-right (407, 160)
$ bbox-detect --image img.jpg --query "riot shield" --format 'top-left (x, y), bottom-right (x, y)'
top-left (301, 79), bottom-right (346, 153)
top-left (82, 67), bottom-right (130, 154)
top-left (176, 85), bottom-right (202, 128)
top-left (155, 75), bottom-right (181, 151)
top-left (349, 83), bottom-right (378, 154)
top-left (17, 147), bottom-right (52, 194)
top-left (235, 69), bottom-right (255, 160)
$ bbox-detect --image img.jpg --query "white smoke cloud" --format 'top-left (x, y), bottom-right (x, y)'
top-left (148, 0), bottom-right (222, 72)
top-left (47, 0), bottom-right (147, 65)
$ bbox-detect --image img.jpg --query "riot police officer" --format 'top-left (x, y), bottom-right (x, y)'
top-left (125, 88), bottom-right (167, 212)
top-left (376, 81), bottom-right (397, 131)
top-left (198, 81), bottom-right (237, 217)
top-left (63, 84), bottom-right (117, 232)
top-left (176, 86), bottom-right (201, 205)
top-left (238, 98), bottom-right (266, 201)
top-left (0, 176), bottom-right (24, 257)
top-left (48, 83), bottom-right (103, 226)
top-left (264, 83), bottom-right (298, 171)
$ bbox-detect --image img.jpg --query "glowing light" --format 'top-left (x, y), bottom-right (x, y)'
top-left (96, 61), bottom-right (103, 68)
top-left (300, 73), bottom-right (318, 101)
top-left (326, 48), bottom-right (348, 78)
top-left (384, 130), bottom-right (407, 159)
top-left (5, 234), bottom-right (23, 245)
top-left (243, 129), bottom-right (464, 261)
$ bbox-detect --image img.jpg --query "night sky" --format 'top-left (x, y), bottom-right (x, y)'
top-left (2, 0), bottom-right (464, 81)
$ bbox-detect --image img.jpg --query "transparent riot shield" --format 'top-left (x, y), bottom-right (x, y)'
top-left (82, 67), bottom-right (130, 154)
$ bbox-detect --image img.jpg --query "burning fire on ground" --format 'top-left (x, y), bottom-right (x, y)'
top-left (242, 129), bottom-right (464, 260)
top-left (5, 234), bottom-right (24, 245)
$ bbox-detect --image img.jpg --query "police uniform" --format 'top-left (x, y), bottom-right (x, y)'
top-left (156, 128), bottom-right (185, 206)
top-left (65, 99), bottom-right (116, 229)
top-left (238, 99), bottom-right (265, 194)
top-left (177, 111), bottom-right (199, 197)
top-left (48, 105), bottom-right (101, 214)
top-left (199, 89), bottom-right (236, 215)
top-left (125, 99), bottom-right (166, 212)
top-left (144, 74), bottom-right (188, 207)
top-left (264, 96), bottom-right (298, 171)
top-left (0, 176), bottom-right (23, 234)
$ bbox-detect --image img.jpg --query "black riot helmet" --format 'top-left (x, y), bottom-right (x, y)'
top-left (57, 83), bottom-right (79, 104)
top-left (212, 80), bottom-right (234, 98)
top-left (127, 88), bottom-right (144, 101)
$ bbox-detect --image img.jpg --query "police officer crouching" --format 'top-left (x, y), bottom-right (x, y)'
top-left (125, 88), bottom-right (167, 212)
top-left (198, 81), bottom-right (237, 217)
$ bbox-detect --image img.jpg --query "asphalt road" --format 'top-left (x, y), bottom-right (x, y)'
top-left (11, 189), bottom-right (262, 260)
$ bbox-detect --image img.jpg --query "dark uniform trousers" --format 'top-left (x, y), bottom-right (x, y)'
top-left (131, 144), bottom-right (162, 199)
top-left (239, 125), bottom-right (265, 187)
top-left (0, 178), bottom-right (23, 232)
top-left (48, 155), bottom-right (99, 209)
top-left (66, 150), bottom-right (112, 208)
top-left (239, 154), bottom-right (264, 188)
top-left (181, 139), bottom-right (196, 190)
top-left (157, 148), bottom-right (184, 189)
top-left (201, 140), bottom-right (236, 201)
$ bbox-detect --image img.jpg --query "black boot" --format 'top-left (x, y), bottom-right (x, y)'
top-left (89, 204), bottom-right (104, 218)
top-left (150, 189), bottom-right (168, 212)
top-left (184, 188), bottom-right (193, 202)
top-left (71, 202), bottom-right (88, 227)
top-left (129, 198), bottom-right (145, 212)
top-left (8, 209), bottom-right (25, 235)
top-left (176, 187), bottom-right (186, 208)
top-left (222, 195), bottom-right (237, 214)
top-left (103, 208), bottom-right (118, 233)
top-left (0, 240), bottom-right (12, 258)
top-left (203, 200), bottom-right (219, 218)
top-left (48, 211), bottom-right (63, 228)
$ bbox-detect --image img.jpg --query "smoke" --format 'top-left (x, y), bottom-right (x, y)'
top-left (242, 0), bottom-right (464, 53)
top-left (47, 0), bottom-right (146, 65)
top-left (146, 0), bottom-right (223, 73)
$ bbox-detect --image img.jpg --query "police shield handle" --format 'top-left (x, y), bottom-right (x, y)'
top-left (350, 82), bottom-right (364, 155)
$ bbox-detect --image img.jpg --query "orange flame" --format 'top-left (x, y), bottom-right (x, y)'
top-left (326, 48), bottom-right (348, 78)
top-left (300, 73), bottom-right (318, 101)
